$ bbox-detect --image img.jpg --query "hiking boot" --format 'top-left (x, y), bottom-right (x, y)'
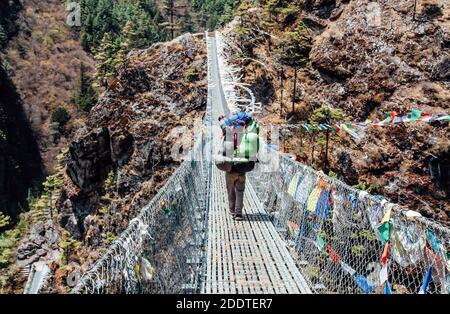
top-left (234, 214), bottom-right (243, 221)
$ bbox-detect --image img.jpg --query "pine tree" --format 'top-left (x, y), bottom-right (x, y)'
top-left (113, 21), bottom-right (136, 72)
top-left (263, 0), bottom-right (281, 24)
top-left (95, 32), bottom-right (116, 88)
top-left (276, 22), bottom-right (312, 115)
top-left (219, 3), bottom-right (235, 26)
top-left (161, 0), bottom-right (186, 40)
top-left (235, 0), bottom-right (253, 62)
top-left (162, 0), bottom-right (176, 39)
top-left (309, 105), bottom-right (345, 172)
top-left (75, 62), bottom-right (97, 112)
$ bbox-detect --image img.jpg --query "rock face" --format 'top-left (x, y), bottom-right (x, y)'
top-left (58, 33), bottom-right (207, 239)
top-left (16, 221), bottom-right (61, 267)
top-left (223, 1), bottom-right (449, 224)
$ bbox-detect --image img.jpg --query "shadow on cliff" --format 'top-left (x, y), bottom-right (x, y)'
top-left (0, 66), bottom-right (44, 227)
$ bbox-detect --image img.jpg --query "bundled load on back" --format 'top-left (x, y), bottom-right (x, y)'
top-left (215, 111), bottom-right (260, 173)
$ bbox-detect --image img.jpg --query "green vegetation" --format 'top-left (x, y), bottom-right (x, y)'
top-left (0, 213), bottom-right (28, 269)
top-left (276, 22), bottom-right (312, 68)
top-left (353, 181), bottom-right (375, 193)
top-left (74, 62), bottom-right (97, 112)
top-left (0, 213), bottom-right (10, 229)
top-left (309, 105), bottom-right (345, 172)
top-left (58, 231), bottom-right (80, 264)
top-left (351, 244), bottom-right (366, 257)
top-left (277, 0), bottom-right (302, 15)
top-left (190, 0), bottom-right (241, 29)
top-left (104, 170), bottom-right (115, 191)
top-left (50, 107), bottom-right (70, 131)
top-left (105, 232), bottom-right (117, 245)
top-left (79, 0), bottom-right (168, 53)
top-left (113, 21), bottom-right (136, 72)
top-left (185, 67), bottom-right (199, 83)
top-left (161, 0), bottom-right (185, 40)
top-left (94, 32), bottom-right (116, 87)
top-left (28, 149), bottom-right (66, 224)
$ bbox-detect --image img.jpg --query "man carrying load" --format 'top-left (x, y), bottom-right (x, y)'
top-left (215, 111), bottom-right (260, 221)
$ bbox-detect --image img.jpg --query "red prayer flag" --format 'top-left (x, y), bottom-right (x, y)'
top-left (380, 241), bottom-right (390, 265)
top-left (326, 244), bottom-right (341, 265)
top-left (389, 112), bottom-right (397, 124)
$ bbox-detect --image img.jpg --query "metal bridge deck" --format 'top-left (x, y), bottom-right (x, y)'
top-left (204, 166), bottom-right (311, 293)
top-left (203, 33), bottom-right (311, 294)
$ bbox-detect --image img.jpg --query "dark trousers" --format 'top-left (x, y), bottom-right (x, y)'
top-left (225, 172), bottom-right (246, 215)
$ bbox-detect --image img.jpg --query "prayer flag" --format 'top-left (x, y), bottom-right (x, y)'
top-left (419, 266), bottom-right (432, 294)
top-left (378, 221), bottom-right (392, 246)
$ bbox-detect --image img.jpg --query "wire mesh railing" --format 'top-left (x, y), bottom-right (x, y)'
top-left (248, 147), bottom-right (450, 294)
top-left (71, 129), bottom-right (211, 294)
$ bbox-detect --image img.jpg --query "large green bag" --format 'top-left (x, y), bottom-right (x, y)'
top-left (237, 119), bottom-right (260, 159)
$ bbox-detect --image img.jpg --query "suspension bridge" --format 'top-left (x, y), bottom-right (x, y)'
top-left (70, 32), bottom-right (450, 295)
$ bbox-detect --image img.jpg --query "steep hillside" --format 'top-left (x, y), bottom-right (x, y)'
top-left (2, 0), bottom-right (96, 174)
top-left (1, 33), bottom-right (207, 293)
top-left (220, 0), bottom-right (449, 223)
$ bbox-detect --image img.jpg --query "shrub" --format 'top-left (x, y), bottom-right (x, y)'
top-left (185, 67), bottom-right (199, 83)
top-left (0, 213), bottom-right (10, 228)
top-left (74, 63), bottom-right (97, 112)
top-left (50, 107), bottom-right (70, 128)
top-left (59, 231), bottom-right (80, 264)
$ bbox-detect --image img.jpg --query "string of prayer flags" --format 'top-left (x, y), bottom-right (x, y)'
top-left (418, 266), bottom-right (432, 294)
top-left (380, 111), bottom-right (398, 125)
top-left (271, 109), bottom-right (449, 138)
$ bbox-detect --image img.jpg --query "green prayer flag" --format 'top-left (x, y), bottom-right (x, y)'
top-left (316, 234), bottom-right (325, 251)
top-left (410, 109), bottom-right (423, 121)
top-left (377, 221), bottom-right (392, 246)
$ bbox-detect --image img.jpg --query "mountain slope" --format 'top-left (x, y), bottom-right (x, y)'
top-left (220, 0), bottom-right (449, 223)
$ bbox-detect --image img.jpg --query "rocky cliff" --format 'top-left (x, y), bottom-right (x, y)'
top-left (222, 0), bottom-right (449, 223)
top-left (59, 33), bottom-right (206, 240)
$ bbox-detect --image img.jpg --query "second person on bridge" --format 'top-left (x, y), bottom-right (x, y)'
top-left (215, 111), bottom-right (260, 221)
